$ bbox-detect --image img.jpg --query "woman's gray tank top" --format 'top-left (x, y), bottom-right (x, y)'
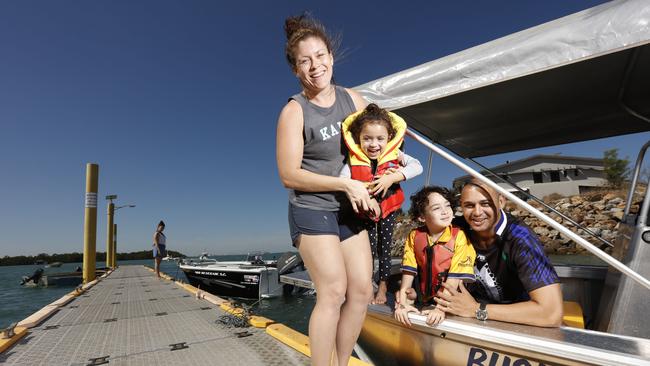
top-left (288, 86), bottom-right (357, 211)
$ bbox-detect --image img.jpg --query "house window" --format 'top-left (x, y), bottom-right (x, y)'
top-left (574, 169), bottom-right (580, 177)
top-left (533, 172), bottom-right (543, 183)
top-left (550, 171), bottom-right (560, 182)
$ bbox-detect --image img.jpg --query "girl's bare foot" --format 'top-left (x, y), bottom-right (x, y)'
top-left (371, 281), bottom-right (388, 304)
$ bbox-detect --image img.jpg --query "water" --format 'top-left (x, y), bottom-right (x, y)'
top-left (0, 257), bottom-right (315, 334)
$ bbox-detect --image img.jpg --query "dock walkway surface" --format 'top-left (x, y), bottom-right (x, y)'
top-left (1, 265), bottom-right (310, 366)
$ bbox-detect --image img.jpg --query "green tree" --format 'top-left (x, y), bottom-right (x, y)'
top-left (603, 148), bottom-right (630, 188)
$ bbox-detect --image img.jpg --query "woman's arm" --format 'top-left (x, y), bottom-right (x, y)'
top-left (276, 100), bottom-right (372, 212)
top-left (345, 88), bottom-right (368, 110)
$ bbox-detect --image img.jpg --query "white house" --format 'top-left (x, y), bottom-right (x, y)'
top-left (452, 154), bottom-right (607, 199)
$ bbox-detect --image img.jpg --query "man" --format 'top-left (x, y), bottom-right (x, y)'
top-left (434, 179), bottom-right (563, 327)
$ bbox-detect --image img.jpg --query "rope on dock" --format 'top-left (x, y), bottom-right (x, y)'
top-left (216, 301), bottom-right (254, 328)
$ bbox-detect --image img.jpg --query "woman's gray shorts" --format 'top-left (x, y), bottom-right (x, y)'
top-left (288, 203), bottom-right (364, 246)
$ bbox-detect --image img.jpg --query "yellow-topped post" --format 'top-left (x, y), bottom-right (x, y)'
top-left (106, 201), bottom-right (114, 268)
top-left (83, 163), bottom-right (99, 284)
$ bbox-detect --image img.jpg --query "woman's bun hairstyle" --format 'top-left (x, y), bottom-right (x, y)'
top-left (284, 13), bottom-right (337, 70)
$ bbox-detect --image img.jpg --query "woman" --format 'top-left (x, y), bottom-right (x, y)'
top-left (276, 14), bottom-right (374, 366)
top-left (153, 220), bottom-right (166, 279)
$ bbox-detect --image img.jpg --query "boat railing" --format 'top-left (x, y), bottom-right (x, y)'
top-left (406, 128), bottom-right (650, 291)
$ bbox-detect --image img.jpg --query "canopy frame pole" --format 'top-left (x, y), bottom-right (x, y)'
top-left (425, 151), bottom-right (433, 186)
top-left (406, 128), bottom-right (650, 291)
top-left (624, 140), bottom-right (650, 218)
top-left (618, 48), bottom-right (650, 124)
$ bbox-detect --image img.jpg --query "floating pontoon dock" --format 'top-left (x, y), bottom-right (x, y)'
top-left (0, 265), bottom-right (320, 366)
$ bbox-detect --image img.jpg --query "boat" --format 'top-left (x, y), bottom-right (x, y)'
top-left (44, 261), bottom-right (63, 268)
top-left (287, 1), bottom-right (650, 364)
top-left (180, 251), bottom-right (305, 299)
top-left (20, 267), bottom-right (104, 287)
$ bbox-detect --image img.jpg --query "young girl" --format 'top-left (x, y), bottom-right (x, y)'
top-left (341, 103), bottom-right (422, 304)
top-left (394, 186), bottom-right (476, 326)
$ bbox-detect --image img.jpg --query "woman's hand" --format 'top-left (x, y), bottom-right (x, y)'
top-left (344, 178), bottom-right (373, 213)
top-left (370, 169), bottom-right (404, 198)
top-left (366, 199), bottom-right (381, 221)
top-left (394, 303), bottom-right (420, 327)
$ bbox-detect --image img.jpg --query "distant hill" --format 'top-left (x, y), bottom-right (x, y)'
top-left (0, 250), bottom-right (186, 266)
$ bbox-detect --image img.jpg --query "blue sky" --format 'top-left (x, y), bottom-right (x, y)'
top-left (3, 0), bottom-right (646, 257)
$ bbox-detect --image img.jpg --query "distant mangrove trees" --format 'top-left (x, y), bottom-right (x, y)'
top-left (0, 250), bottom-right (186, 266)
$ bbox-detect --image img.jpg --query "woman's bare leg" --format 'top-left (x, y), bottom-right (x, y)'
top-left (336, 231), bottom-right (373, 366)
top-left (298, 234), bottom-right (347, 366)
top-left (155, 257), bottom-right (162, 278)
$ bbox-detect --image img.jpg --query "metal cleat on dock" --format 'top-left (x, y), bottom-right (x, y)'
top-left (1, 323), bottom-right (17, 339)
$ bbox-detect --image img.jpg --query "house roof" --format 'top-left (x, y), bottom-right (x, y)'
top-left (452, 154), bottom-right (604, 183)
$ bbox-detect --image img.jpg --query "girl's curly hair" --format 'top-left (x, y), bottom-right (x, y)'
top-left (348, 103), bottom-right (396, 144)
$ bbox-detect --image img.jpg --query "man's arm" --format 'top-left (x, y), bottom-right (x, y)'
top-left (435, 282), bottom-right (563, 327)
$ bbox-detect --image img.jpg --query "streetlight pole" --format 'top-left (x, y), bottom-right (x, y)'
top-left (105, 196), bottom-right (135, 269)
top-left (105, 195), bottom-right (117, 269)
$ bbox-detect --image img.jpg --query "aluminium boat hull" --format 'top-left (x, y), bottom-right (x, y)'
top-left (358, 304), bottom-right (650, 366)
top-left (180, 262), bottom-right (282, 299)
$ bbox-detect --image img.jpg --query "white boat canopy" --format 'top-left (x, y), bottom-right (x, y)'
top-left (355, 0), bottom-right (650, 158)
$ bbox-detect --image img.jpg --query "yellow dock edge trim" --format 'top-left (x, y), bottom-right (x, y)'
top-left (562, 301), bottom-right (585, 329)
top-left (266, 324), bottom-right (370, 366)
top-left (0, 326), bottom-right (28, 354)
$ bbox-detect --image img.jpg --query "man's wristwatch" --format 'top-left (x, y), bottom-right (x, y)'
top-left (475, 301), bottom-right (488, 321)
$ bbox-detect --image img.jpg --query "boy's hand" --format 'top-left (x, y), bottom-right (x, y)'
top-left (394, 303), bottom-right (420, 327)
top-left (422, 307), bottom-right (446, 325)
top-left (405, 288), bottom-right (417, 301)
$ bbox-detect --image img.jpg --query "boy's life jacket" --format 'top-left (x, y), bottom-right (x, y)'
top-left (413, 226), bottom-right (459, 301)
top-left (341, 110), bottom-right (407, 220)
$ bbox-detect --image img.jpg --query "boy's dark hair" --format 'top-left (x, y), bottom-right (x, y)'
top-left (158, 220), bottom-right (165, 228)
top-left (408, 186), bottom-right (456, 220)
top-left (348, 103), bottom-right (396, 144)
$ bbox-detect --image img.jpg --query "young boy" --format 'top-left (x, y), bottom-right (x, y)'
top-left (394, 186), bottom-right (475, 326)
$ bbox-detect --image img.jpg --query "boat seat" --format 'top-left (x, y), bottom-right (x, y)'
top-left (562, 301), bottom-right (584, 329)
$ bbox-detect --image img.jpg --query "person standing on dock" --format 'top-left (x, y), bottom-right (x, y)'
top-left (153, 220), bottom-right (167, 279)
top-left (276, 14), bottom-right (374, 366)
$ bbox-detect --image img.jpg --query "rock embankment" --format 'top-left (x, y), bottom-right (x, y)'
top-left (390, 189), bottom-right (641, 257)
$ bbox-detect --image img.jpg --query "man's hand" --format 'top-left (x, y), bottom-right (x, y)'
top-left (434, 282), bottom-right (479, 318)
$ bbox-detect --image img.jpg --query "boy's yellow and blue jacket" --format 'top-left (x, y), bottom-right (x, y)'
top-left (341, 110), bottom-right (407, 219)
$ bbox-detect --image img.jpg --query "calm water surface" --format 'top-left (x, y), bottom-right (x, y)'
top-left (0, 258), bottom-right (314, 334)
